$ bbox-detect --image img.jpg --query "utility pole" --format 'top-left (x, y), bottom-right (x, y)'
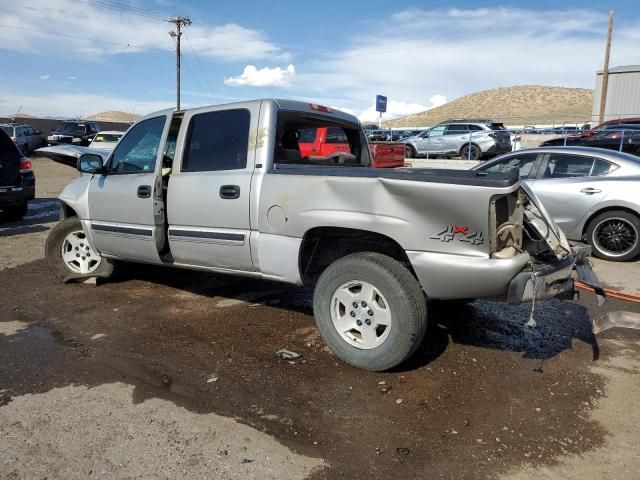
top-left (599, 10), bottom-right (614, 124)
top-left (167, 16), bottom-right (191, 111)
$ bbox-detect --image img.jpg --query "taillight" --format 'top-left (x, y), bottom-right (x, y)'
top-left (310, 103), bottom-right (333, 113)
top-left (19, 158), bottom-right (33, 172)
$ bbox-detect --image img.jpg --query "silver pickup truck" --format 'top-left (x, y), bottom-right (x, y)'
top-left (44, 99), bottom-right (602, 371)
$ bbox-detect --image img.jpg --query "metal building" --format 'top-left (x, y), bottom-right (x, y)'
top-left (592, 65), bottom-right (640, 122)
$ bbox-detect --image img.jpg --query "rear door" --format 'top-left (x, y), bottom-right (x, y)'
top-left (529, 152), bottom-right (607, 234)
top-left (87, 114), bottom-right (171, 263)
top-left (167, 103), bottom-right (258, 271)
top-left (443, 124), bottom-right (469, 154)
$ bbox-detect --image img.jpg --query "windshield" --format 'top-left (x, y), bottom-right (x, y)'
top-left (57, 123), bottom-right (85, 134)
top-left (92, 133), bottom-right (122, 143)
top-left (0, 125), bottom-right (13, 136)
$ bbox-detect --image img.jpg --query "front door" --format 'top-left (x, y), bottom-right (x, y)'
top-left (416, 126), bottom-right (444, 155)
top-left (87, 114), bottom-right (171, 263)
top-left (167, 103), bottom-right (258, 271)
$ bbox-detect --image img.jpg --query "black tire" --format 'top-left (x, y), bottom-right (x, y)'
top-left (460, 144), bottom-right (481, 160)
top-left (45, 216), bottom-right (114, 282)
top-left (1, 201), bottom-right (28, 222)
top-left (405, 146), bottom-right (416, 159)
top-left (313, 252), bottom-right (427, 371)
top-left (586, 210), bottom-right (640, 262)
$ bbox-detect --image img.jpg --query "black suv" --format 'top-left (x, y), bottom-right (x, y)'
top-left (47, 120), bottom-right (101, 146)
top-left (0, 129), bottom-right (35, 221)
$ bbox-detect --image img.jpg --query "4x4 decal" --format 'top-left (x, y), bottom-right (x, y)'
top-left (430, 225), bottom-right (484, 245)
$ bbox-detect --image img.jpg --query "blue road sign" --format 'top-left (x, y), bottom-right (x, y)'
top-left (376, 95), bottom-right (387, 113)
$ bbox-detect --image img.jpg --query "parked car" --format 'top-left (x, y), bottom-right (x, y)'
top-left (473, 147), bottom-right (640, 261)
top-left (47, 121), bottom-right (101, 146)
top-left (88, 130), bottom-right (124, 151)
top-left (540, 125), bottom-right (640, 155)
top-left (367, 130), bottom-right (390, 142)
top-left (0, 123), bottom-right (45, 154)
top-left (390, 130), bottom-right (422, 141)
top-left (0, 128), bottom-right (35, 221)
top-left (40, 99), bottom-right (600, 371)
top-left (402, 120), bottom-right (512, 160)
top-left (577, 117), bottom-right (640, 139)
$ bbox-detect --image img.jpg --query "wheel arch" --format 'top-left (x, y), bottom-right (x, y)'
top-left (581, 205), bottom-right (640, 239)
top-left (298, 226), bottom-right (415, 285)
top-left (459, 142), bottom-right (481, 156)
top-left (59, 201), bottom-right (78, 220)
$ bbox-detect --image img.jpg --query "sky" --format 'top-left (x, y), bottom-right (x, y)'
top-left (0, 0), bottom-right (638, 121)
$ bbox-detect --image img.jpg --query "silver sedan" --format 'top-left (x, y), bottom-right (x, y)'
top-left (473, 146), bottom-right (640, 261)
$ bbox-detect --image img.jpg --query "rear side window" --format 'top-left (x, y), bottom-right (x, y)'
top-left (592, 159), bottom-right (618, 176)
top-left (543, 154), bottom-right (594, 178)
top-left (445, 124), bottom-right (469, 135)
top-left (182, 109), bottom-right (250, 172)
top-left (325, 127), bottom-right (348, 144)
top-left (484, 153), bottom-right (538, 178)
top-left (298, 128), bottom-right (317, 143)
top-left (489, 123), bottom-right (506, 130)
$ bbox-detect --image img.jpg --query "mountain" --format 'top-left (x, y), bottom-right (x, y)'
top-left (86, 111), bottom-right (142, 122)
top-left (383, 85), bottom-right (594, 127)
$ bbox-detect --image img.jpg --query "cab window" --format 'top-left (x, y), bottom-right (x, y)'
top-left (298, 128), bottom-right (317, 143)
top-left (182, 109), bottom-right (250, 172)
top-left (109, 116), bottom-right (166, 174)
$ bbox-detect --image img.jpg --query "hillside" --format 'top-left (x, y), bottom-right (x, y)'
top-left (384, 85), bottom-right (594, 127)
top-left (87, 111), bottom-right (142, 122)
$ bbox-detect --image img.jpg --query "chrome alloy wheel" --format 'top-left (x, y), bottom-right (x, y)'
top-left (330, 280), bottom-right (392, 350)
top-left (61, 229), bottom-right (102, 274)
top-left (593, 217), bottom-right (639, 258)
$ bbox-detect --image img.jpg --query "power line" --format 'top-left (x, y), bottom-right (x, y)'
top-left (73, 0), bottom-right (168, 21)
top-left (0, 23), bottom-right (171, 53)
top-left (184, 31), bottom-right (219, 104)
top-left (169, 33), bottom-right (212, 106)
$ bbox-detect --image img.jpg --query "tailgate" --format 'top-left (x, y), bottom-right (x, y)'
top-left (370, 142), bottom-right (406, 168)
top-left (0, 132), bottom-right (21, 187)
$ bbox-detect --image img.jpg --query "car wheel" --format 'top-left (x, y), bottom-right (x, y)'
top-left (1, 201), bottom-right (28, 222)
top-left (405, 146), bottom-right (416, 159)
top-left (45, 216), bottom-right (115, 282)
top-left (313, 252), bottom-right (427, 371)
top-left (460, 144), bottom-right (481, 160)
top-left (586, 210), bottom-right (640, 262)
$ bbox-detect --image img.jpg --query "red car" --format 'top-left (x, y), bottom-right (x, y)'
top-left (580, 117), bottom-right (640, 138)
top-left (298, 127), bottom-right (350, 158)
top-left (298, 126), bottom-right (405, 168)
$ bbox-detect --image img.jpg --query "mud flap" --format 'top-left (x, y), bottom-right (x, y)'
top-left (572, 243), bottom-right (606, 306)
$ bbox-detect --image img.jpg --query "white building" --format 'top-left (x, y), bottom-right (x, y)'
top-left (592, 65), bottom-right (640, 122)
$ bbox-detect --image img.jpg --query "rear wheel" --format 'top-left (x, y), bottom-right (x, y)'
top-left (313, 252), bottom-right (427, 371)
top-left (45, 216), bottom-right (114, 282)
top-left (460, 144), bottom-right (481, 160)
top-left (405, 146), bottom-right (416, 159)
top-left (586, 210), bottom-right (640, 262)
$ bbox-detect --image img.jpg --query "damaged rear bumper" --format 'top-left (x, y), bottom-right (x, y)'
top-left (507, 242), bottom-right (605, 305)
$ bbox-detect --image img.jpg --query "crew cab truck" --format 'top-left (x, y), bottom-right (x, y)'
top-left (45, 99), bottom-right (601, 371)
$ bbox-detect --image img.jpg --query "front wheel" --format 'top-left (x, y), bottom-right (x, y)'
top-left (313, 252), bottom-right (427, 371)
top-left (45, 216), bottom-right (114, 282)
top-left (586, 210), bottom-right (640, 261)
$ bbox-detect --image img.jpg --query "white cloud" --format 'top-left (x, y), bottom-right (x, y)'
top-left (295, 7), bottom-right (639, 121)
top-left (0, 0), bottom-right (288, 61)
top-left (67, 76), bottom-right (77, 80)
top-left (224, 64), bottom-right (295, 88)
top-left (357, 96), bottom-right (447, 123)
top-left (39, 74), bottom-right (50, 80)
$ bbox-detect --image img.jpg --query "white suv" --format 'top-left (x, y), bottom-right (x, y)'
top-left (402, 120), bottom-right (512, 160)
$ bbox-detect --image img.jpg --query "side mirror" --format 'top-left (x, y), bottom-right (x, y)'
top-left (77, 153), bottom-right (105, 174)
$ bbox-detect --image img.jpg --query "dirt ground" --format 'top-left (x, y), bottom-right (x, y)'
top-left (1, 158), bottom-right (639, 479)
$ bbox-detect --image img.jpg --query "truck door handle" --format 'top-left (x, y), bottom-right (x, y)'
top-left (311, 147), bottom-right (317, 152)
top-left (580, 187), bottom-right (602, 194)
top-left (219, 185), bottom-right (240, 199)
top-left (137, 185), bottom-right (152, 198)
